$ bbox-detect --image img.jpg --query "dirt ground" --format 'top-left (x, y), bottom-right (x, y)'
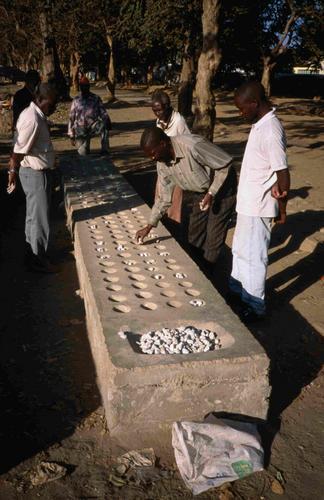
top-left (0, 85), bottom-right (323, 500)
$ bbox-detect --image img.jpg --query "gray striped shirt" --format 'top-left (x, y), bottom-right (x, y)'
top-left (149, 134), bottom-right (233, 226)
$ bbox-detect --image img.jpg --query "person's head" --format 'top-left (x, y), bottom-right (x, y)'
top-left (35, 83), bottom-right (58, 116)
top-left (79, 75), bottom-right (90, 97)
top-left (140, 126), bottom-right (174, 163)
top-left (151, 90), bottom-right (172, 122)
top-left (25, 70), bottom-right (41, 92)
top-left (234, 81), bottom-right (270, 123)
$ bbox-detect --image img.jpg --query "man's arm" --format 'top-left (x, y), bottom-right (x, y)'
top-left (12, 95), bottom-right (20, 130)
top-left (136, 163), bottom-right (174, 242)
top-left (7, 152), bottom-right (24, 193)
top-left (267, 123), bottom-right (289, 224)
top-left (272, 169), bottom-right (290, 224)
top-left (9, 115), bottom-right (38, 193)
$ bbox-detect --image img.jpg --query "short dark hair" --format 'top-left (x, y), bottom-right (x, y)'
top-left (151, 90), bottom-right (171, 107)
top-left (234, 80), bottom-right (267, 102)
top-left (140, 126), bottom-right (169, 150)
top-left (25, 70), bottom-right (40, 84)
top-left (35, 82), bottom-right (58, 101)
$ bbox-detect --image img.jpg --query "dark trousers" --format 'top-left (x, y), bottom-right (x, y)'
top-left (187, 166), bottom-right (237, 263)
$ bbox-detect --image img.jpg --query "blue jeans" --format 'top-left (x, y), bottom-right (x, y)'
top-left (230, 213), bottom-right (272, 315)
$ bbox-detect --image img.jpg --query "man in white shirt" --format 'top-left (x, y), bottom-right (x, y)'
top-left (152, 90), bottom-right (190, 136)
top-left (8, 83), bottom-right (58, 273)
top-left (151, 90), bottom-right (190, 223)
top-left (229, 81), bottom-right (290, 322)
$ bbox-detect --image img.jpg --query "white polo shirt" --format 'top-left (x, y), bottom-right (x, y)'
top-left (13, 102), bottom-right (55, 170)
top-left (156, 110), bottom-right (190, 136)
top-left (236, 109), bottom-right (288, 217)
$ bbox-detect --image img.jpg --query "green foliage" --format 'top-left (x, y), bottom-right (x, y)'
top-left (0, 0), bottom-right (322, 79)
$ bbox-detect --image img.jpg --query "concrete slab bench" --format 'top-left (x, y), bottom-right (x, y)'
top-left (63, 156), bottom-right (270, 455)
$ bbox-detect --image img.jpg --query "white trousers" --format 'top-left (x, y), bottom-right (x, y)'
top-left (230, 214), bottom-right (272, 315)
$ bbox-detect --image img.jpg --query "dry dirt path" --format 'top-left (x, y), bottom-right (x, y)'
top-left (0, 87), bottom-right (323, 499)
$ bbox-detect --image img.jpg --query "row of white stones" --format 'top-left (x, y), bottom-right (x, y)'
top-left (85, 209), bottom-right (206, 313)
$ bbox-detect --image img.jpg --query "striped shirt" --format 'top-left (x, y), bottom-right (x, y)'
top-left (149, 134), bottom-right (233, 226)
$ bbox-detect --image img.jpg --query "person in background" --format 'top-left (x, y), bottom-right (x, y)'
top-left (136, 127), bottom-right (237, 267)
top-left (68, 76), bottom-right (111, 156)
top-left (152, 90), bottom-right (190, 137)
top-left (12, 69), bottom-right (41, 129)
top-left (8, 83), bottom-right (58, 273)
top-left (151, 90), bottom-right (190, 223)
top-left (229, 81), bottom-right (290, 323)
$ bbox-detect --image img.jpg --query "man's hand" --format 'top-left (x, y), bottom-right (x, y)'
top-left (135, 224), bottom-right (153, 244)
top-left (199, 192), bottom-right (213, 211)
top-left (7, 154), bottom-right (21, 194)
top-left (7, 171), bottom-right (17, 194)
top-left (271, 182), bottom-right (288, 199)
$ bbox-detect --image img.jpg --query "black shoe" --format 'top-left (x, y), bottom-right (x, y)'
top-left (26, 255), bottom-right (59, 274)
top-left (24, 242), bottom-right (34, 265)
top-left (239, 306), bottom-right (266, 324)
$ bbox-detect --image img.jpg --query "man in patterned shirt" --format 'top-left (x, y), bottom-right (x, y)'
top-left (68, 76), bottom-right (111, 155)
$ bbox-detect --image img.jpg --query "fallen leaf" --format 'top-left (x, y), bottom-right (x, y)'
top-left (271, 478), bottom-right (284, 495)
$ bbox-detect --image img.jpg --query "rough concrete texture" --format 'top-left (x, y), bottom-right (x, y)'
top-left (63, 156), bottom-right (270, 454)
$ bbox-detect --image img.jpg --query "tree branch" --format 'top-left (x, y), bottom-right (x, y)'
top-left (271, 0), bottom-right (298, 56)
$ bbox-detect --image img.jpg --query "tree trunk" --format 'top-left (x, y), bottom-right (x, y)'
top-left (146, 65), bottom-right (154, 86)
top-left (261, 56), bottom-right (277, 97)
top-left (39, 6), bottom-right (69, 100)
top-left (261, 4), bottom-right (298, 97)
top-left (105, 30), bottom-right (115, 101)
top-left (70, 51), bottom-right (80, 92)
top-left (178, 34), bottom-right (195, 122)
top-left (193, 0), bottom-right (222, 141)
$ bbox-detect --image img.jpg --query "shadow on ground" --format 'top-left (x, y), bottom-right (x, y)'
top-left (0, 167), bottom-right (100, 474)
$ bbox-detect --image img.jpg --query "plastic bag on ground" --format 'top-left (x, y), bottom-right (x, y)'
top-left (172, 415), bottom-right (264, 495)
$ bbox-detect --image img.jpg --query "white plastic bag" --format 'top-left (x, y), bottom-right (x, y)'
top-left (172, 415), bottom-right (264, 495)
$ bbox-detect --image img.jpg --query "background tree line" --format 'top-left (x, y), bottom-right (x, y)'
top-left (0, 0), bottom-right (322, 137)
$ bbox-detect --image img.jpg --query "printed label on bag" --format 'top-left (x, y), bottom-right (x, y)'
top-left (231, 460), bottom-right (253, 478)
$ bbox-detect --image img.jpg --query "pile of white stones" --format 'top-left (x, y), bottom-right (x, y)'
top-left (137, 325), bottom-right (221, 355)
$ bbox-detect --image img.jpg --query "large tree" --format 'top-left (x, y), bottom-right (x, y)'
top-left (39, 0), bottom-right (69, 99)
top-left (259, 0), bottom-right (299, 95)
top-left (193, 0), bottom-right (222, 140)
top-left (0, 0), bottom-right (42, 69)
top-left (257, 0), bottom-right (323, 95)
top-left (177, 0), bottom-right (202, 121)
